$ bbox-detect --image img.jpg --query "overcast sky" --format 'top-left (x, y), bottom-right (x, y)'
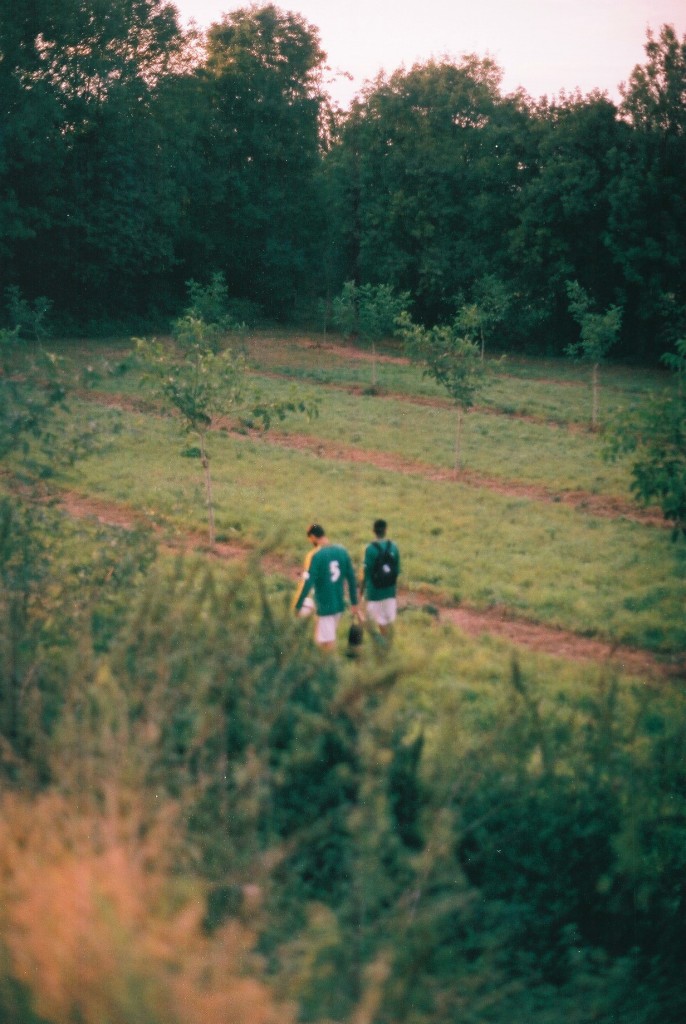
top-left (173, 0), bottom-right (684, 106)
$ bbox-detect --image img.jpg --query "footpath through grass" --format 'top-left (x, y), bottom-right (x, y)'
top-left (54, 400), bottom-right (686, 655)
top-left (68, 333), bottom-right (666, 499)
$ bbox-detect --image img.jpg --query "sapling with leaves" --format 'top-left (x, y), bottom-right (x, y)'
top-left (454, 274), bottom-right (511, 362)
top-left (565, 280), bottom-right (623, 430)
top-left (605, 337), bottom-right (686, 538)
top-left (5, 285), bottom-right (53, 342)
top-left (136, 317), bottom-right (317, 546)
top-left (0, 325), bottom-right (116, 481)
top-left (332, 281), bottom-right (410, 389)
top-left (183, 271), bottom-right (249, 347)
top-left (398, 312), bottom-right (485, 472)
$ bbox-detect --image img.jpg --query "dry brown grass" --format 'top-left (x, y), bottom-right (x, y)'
top-left (0, 788), bottom-right (294, 1024)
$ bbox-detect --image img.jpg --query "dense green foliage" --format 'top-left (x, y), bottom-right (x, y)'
top-left (604, 338), bottom-right (686, 536)
top-left (1, 5), bottom-right (685, 357)
top-left (1, 492), bottom-right (686, 1023)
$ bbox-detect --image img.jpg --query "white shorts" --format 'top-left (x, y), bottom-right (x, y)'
top-left (315, 612), bottom-right (342, 645)
top-left (298, 596), bottom-right (315, 618)
top-left (366, 598), bottom-right (397, 627)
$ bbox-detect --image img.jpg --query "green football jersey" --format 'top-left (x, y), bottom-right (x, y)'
top-left (295, 543), bottom-right (358, 616)
top-left (363, 539), bottom-right (400, 600)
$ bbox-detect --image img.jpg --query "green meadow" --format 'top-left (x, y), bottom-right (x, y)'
top-left (4, 331), bottom-right (686, 1024)
top-left (39, 333), bottom-right (685, 658)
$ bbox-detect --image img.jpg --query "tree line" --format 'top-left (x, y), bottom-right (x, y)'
top-left (1, 1), bottom-right (685, 360)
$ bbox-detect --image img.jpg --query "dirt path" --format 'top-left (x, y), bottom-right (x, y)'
top-left (51, 487), bottom-right (682, 681)
top-left (82, 390), bottom-right (667, 528)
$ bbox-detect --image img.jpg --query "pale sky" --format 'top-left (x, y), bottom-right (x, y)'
top-left (173, 0), bottom-right (684, 106)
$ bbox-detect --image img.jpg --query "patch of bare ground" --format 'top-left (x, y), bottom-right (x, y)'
top-left (38, 486), bottom-right (684, 681)
top-left (81, 390), bottom-right (667, 528)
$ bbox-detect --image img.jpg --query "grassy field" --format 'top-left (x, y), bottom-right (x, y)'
top-left (29, 331), bottom-right (685, 663)
top-left (4, 330), bottom-right (686, 1024)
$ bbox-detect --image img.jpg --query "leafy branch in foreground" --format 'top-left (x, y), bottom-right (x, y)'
top-left (136, 318), bottom-right (317, 545)
top-left (0, 327), bottom-right (117, 482)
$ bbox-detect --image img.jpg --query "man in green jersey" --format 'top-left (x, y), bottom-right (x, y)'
top-left (361, 518), bottom-right (400, 637)
top-left (295, 524), bottom-right (362, 650)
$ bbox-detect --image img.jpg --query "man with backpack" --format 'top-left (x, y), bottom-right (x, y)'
top-left (294, 523), bottom-right (363, 651)
top-left (361, 518), bottom-right (400, 637)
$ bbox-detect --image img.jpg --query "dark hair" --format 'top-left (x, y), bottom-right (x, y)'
top-left (307, 523), bottom-right (325, 538)
top-left (373, 519), bottom-right (387, 537)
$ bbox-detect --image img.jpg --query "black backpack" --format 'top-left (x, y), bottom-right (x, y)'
top-left (370, 541), bottom-right (398, 589)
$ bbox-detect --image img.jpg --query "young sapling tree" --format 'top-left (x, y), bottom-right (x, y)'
top-left (332, 281), bottom-right (410, 389)
top-left (605, 337), bottom-right (686, 537)
top-left (5, 285), bottom-right (53, 342)
top-left (398, 313), bottom-right (485, 473)
top-left (454, 274), bottom-right (511, 362)
top-left (136, 318), bottom-right (317, 546)
top-left (565, 280), bottom-right (623, 430)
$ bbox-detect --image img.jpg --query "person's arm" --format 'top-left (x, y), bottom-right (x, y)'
top-left (292, 550), bottom-right (313, 609)
top-left (345, 552), bottom-right (362, 618)
top-left (359, 544), bottom-right (369, 590)
top-left (294, 560), bottom-right (315, 613)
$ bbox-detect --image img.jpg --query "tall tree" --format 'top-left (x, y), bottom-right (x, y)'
top-left (606, 24), bottom-right (686, 358)
top-left (507, 92), bottom-right (625, 353)
top-left (0, 0), bottom-right (191, 320)
top-left (327, 58), bottom-right (526, 324)
top-left (187, 4), bottom-right (328, 317)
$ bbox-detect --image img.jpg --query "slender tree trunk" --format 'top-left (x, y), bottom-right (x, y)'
top-left (454, 404), bottom-right (463, 473)
top-left (199, 432), bottom-right (215, 546)
top-left (591, 362), bottom-right (600, 431)
top-left (371, 340), bottom-right (377, 388)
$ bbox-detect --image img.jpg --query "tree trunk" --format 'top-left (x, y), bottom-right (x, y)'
top-left (200, 434), bottom-right (215, 546)
top-left (591, 362), bottom-right (600, 431)
top-left (454, 405), bottom-right (463, 473)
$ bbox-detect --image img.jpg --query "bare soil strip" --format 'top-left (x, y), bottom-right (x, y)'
top-left (82, 390), bottom-right (667, 528)
top-left (46, 487), bottom-right (683, 681)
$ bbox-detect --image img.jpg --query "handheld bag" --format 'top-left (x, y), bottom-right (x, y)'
top-left (346, 619), bottom-right (364, 655)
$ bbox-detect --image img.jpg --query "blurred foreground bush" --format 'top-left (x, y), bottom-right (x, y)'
top-left (1, 499), bottom-right (685, 1023)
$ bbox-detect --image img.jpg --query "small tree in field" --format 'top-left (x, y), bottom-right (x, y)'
top-left (398, 313), bottom-right (485, 472)
top-left (332, 281), bottom-right (410, 389)
top-left (5, 285), bottom-right (53, 342)
top-left (605, 337), bottom-right (686, 538)
top-left (137, 318), bottom-right (316, 546)
top-left (565, 280), bottom-right (623, 430)
top-left (454, 274), bottom-right (511, 362)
